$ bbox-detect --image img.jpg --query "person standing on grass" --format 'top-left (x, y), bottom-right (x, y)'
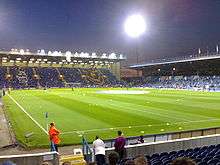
top-left (49, 122), bottom-right (60, 152)
top-left (114, 130), bottom-right (126, 160)
top-left (93, 135), bottom-right (106, 165)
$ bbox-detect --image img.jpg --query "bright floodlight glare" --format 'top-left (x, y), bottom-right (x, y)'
top-left (124, 14), bottom-right (146, 38)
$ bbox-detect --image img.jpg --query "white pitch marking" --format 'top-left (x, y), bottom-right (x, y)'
top-left (7, 94), bottom-right (48, 135)
top-left (96, 90), bottom-right (150, 95)
top-left (61, 118), bottom-right (220, 135)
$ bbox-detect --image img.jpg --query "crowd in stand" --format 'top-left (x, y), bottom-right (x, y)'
top-left (2, 66), bottom-right (220, 92)
top-left (126, 76), bottom-right (220, 91)
top-left (0, 66), bottom-right (120, 89)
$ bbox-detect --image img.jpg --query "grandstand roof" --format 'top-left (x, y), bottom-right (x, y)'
top-left (0, 49), bottom-right (125, 66)
top-left (129, 52), bottom-right (220, 68)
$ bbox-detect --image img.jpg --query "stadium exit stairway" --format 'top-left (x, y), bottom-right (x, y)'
top-left (60, 154), bottom-right (86, 165)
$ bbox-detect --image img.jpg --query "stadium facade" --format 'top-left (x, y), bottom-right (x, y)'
top-left (0, 49), bottom-right (125, 88)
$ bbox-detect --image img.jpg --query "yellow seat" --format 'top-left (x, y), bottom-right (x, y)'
top-left (60, 154), bottom-right (86, 165)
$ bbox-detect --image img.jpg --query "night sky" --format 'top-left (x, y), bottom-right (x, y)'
top-left (0, 0), bottom-right (220, 65)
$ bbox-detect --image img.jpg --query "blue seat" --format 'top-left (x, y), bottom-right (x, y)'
top-left (216, 144), bottom-right (220, 149)
top-left (151, 153), bottom-right (159, 159)
top-left (169, 151), bottom-right (177, 155)
top-left (202, 156), bottom-right (213, 163)
top-left (162, 159), bottom-right (171, 165)
top-left (201, 146), bottom-right (208, 151)
top-left (185, 152), bottom-right (193, 157)
top-left (185, 148), bottom-right (194, 153)
top-left (160, 155), bottom-right (169, 159)
top-left (150, 157), bottom-right (160, 163)
top-left (210, 148), bottom-right (218, 154)
top-left (193, 147), bottom-right (200, 152)
top-left (161, 158), bottom-right (171, 163)
top-left (190, 155), bottom-right (197, 159)
top-left (207, 158), bottom-right (219, 165)
top-left (177, 153), bottom-right (185, 157)
top-left (207, 145), bottom-right (215, 151)
top-left (160, 152), bottom-right (169, 157)
top-left (151, 160), bottom-right (162, 165)
top-left (169, 155), bottom-right (177, 161)
top-left (215, 150), bottom-right (220, 156)
top-left (198, 162), bottom-right (208, 165)
top-left (213, 154), bottom-right (220, 159)
top-left (177, 150), bottom-right (185, 154)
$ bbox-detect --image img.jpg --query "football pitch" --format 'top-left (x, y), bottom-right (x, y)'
top-left (3, 88), bottom-right (220, 148)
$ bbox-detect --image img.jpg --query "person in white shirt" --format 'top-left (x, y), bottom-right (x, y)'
top-left (93, 135), bottom-right (106, 165)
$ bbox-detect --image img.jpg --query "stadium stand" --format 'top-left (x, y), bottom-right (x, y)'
top-left (119, 144), bottom-right (220, 165)
top-left (124, 51), bottom-right (220, 91)
top-left (0, 66), bottom-right (120, 89)
top-left (104, 132), bottom-right (220, 165)
top-left (126, 75), bottom-right (220, 91)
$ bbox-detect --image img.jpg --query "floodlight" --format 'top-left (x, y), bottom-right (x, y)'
top-left (20, 49), bottom-right (25, 55)
top-left (124, 14), bottom-right (146, 38)
top-left (65, 51), bottom-right (72, 56)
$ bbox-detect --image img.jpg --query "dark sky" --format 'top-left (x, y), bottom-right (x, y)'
top-left (0, 0), bottom-right (220, 65)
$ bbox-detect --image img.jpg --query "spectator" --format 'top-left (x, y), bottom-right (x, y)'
top-left (137, 135), bottom-right (144, 144)
top-left (108, 151), bottom-right (119, 165)
top-left (93, 135), bottom-right (106, 165)
top-left (134, 155), bottom-right (148, 165)
top-left (171, 157), bottom-right (196, 165)
top-left (49, 122), bottom-right (61, 152)
top-left (114, 130), bottom-right (126, 160)
top-left (62, 162), bottom-right (71, 165)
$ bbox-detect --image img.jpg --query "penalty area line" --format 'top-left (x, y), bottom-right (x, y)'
top-left (7, 94), bottom-right (48, 135)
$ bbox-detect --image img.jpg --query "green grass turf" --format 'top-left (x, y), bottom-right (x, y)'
top-left (3, 88), bottom-right (220, 148)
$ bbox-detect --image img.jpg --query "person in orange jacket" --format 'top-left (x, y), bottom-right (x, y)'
top-left (49, 122), bottom-right (61, 152)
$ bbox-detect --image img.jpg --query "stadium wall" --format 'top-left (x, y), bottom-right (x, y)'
top-left (110, 62), bottom-right (121, 80)
top-left (0, 152), bottom-right (59, 165)
top-left (120, 68), bottom-right (142, 78)
top-left (105, 133), bottom-right (220, 158)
